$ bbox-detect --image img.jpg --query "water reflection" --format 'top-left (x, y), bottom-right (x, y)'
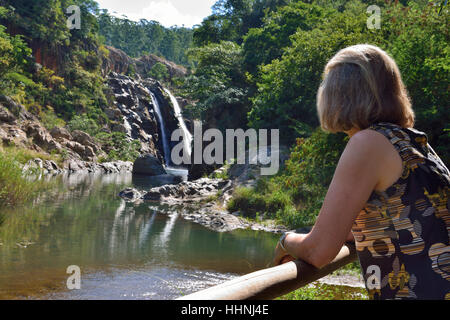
top-left (138, 212), bottom-right (156, 248)
top-left (0, 172), bottom-right (278, 299)
top-left (158, 212), bottom-right (179, 247)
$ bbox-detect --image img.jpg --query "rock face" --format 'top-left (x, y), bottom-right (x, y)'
top-left (132, 154), bottom-right (166, 176)
top-left (118, 188), bottom-right (143, 202)
top-left (0, 96), bottom-right (135, 175)
top-left (106, 72), bottom-right (180, 162)
top-left (23, 158), bottom-right (63, 175)
top-left (141, 178), bottom-right (232, 202)
top-left (102, 46), bottom-right (188, 80)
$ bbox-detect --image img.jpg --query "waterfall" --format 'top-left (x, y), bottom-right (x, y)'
top-left (150, 92), bottom-right (171, 166)
top-left (164, 88), bottom-right (193, 160)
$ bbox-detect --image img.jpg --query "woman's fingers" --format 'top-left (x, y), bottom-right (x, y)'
top-left (280, 255), bottom-right (296, 264)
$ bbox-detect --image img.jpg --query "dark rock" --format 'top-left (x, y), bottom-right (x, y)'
top-left (68, 159), bottom-right (85, 172)
top-left (0, 95), bottom-right (34, 121)
top-left (111, 122), bottom-right (127, 133)
top-left (102, 45), bottom-right (188, 80)
top-left (118, 188), bottom-right (142, 201)
top-left (143, 190), bottom-right (162, 201)
top-left (105, 108), bottom-right (122, 120)
top-left (133, 154), bottom-right (166, 176)
top-left (0, 104), bottom-right (16, 124)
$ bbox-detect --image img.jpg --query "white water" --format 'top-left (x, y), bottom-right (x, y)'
top-left (150, 92), bottom-right (171, 166)
top-left (164, 88), bottom-right (193, 160)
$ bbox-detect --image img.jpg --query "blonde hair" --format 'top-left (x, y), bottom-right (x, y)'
top-left (317, 44), bottom-right (414, 133)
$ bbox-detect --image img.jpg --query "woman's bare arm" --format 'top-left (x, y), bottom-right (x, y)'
top-left (274, 129), bottom-right (402, 268)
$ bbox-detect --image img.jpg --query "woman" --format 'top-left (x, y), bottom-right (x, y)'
top-left (273, 44), bottom-right (449, 300)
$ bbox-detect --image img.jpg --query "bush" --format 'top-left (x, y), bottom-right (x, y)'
top-left (95, 131), bottom-right (141, 162)
top-left (0, 148), bottom-right (54, 207)
top-left (228, 129), bottom-right (347, 228)
top-left (67, 114), bottom-right (100, 137)
top-left (39, 106), bottom-right (66, 130)
top-left (148, 62), bottom-right (169, 81)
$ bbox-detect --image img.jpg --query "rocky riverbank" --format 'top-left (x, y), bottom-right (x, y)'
top-left (22, 157), bottom-right (133, 176)
top-left (119, 177), bottom-right (289, 234)
top-left (119, 152), bottom-right (291, 234)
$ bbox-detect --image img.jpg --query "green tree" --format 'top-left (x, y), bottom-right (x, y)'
top-left (248, 1), bottom-right (380, 143)
top-left (182, 41), bottom-right (248, 131)
top-left (242, 1), bottom-right (330, 74)
top-left (148, 62), bottom-right (169, 81)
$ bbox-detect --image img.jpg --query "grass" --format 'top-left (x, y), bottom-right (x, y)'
top-left (0, 146), bottom-right (56, 208)
top-left (2, 145), bottom-right (64, 167)
top-left (226, 130), bottom-right (348, 229)
top-left (226, 180), bottom-right (320, 229)
top-left (277, 282), bottom-right (368, 300)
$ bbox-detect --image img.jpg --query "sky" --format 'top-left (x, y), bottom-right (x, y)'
top-left (95, 0), bottom-right (217, 28)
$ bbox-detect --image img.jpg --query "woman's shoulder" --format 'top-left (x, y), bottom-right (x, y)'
top-left (341, 128), bottom-right (402, 173)
top-left (346, 128), bottom-right (404, 191)
top-left (349, 128), bottom-right (397, 154)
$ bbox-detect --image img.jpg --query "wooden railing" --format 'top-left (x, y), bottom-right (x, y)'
top-left (177, 242), bottom-right (357, 300)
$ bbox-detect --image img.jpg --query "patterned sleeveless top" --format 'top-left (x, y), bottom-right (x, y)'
top-left (351, 122), bottom-right (450, 300)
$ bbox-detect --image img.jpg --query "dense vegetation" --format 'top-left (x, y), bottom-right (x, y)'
top-left (97, 12), bottom-right (194, 66)
top-left (184, 0), bottom-right (449, 228)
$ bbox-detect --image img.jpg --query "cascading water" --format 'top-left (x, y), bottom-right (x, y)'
top-left (150, 92), bottom-right (171, 166)
top-left (164, 88), bottom-right (193, 159)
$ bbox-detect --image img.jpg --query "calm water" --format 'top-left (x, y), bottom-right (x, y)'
top-left (0, 172), bottom-right (278, 300)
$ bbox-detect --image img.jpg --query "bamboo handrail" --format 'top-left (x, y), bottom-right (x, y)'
top-left (177, 242), bottom-right (357, 300)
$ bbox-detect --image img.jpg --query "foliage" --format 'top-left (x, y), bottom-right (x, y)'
top-left (67, 114), bottom-right (99, 136)
top-left (148, 62), bottom-right (169, 82)
top-left (182, 41), bottom-right (249, 131)
top-left (380, 2), bottom-right (450, 163)
top-left (193, 0), bottom-right (291, 46)
top-left (248, 0), bottom-right (449, 157)
top-left (95, 131), bottom-right (141, 162)
top-left (40, 106), bottom-right (67, 130)
top-left (0, 147), bottom-right (55, 207)
top-left (97, 11), bottom-right (194, 66)
top-left (228, 129), bottom-right (347, 228)
top-left (277, 282), bottom-right (368, 300)
top-left (242, 1), bottom-right (331, 74)
top-left (0, 23), bottom-right (32, 92)
top-left (248, 0), bottom-right (383, 143)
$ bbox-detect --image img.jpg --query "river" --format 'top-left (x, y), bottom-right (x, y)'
top-left (0, 172), bottom-right (279, 300)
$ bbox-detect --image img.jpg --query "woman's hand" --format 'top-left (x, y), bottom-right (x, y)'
top-left (273, 241), bottom-right (295, 266)
top-left (272, 233), bottom-right (304, 266)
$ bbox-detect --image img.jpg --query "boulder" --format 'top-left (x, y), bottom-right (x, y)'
top-left (50, 126), bottom-right (72, 141)
top-left (118, 188), bottom-right (143, 201)
top-left (132, 154), bottom-right (166, 176)
top-left (24, 121), bottom-right (61, 152)
top-left (0, 104), bottom-right (16, 124)
top-left (71, 130), bottom-right (101, 153)
top-left (0, 95), bottom-right (34, 121)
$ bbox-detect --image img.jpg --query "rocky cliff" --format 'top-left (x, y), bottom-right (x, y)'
top-left (105, 72), bottom-right (182, 162)
top-left (102, 46), bottom-right (188, 80)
